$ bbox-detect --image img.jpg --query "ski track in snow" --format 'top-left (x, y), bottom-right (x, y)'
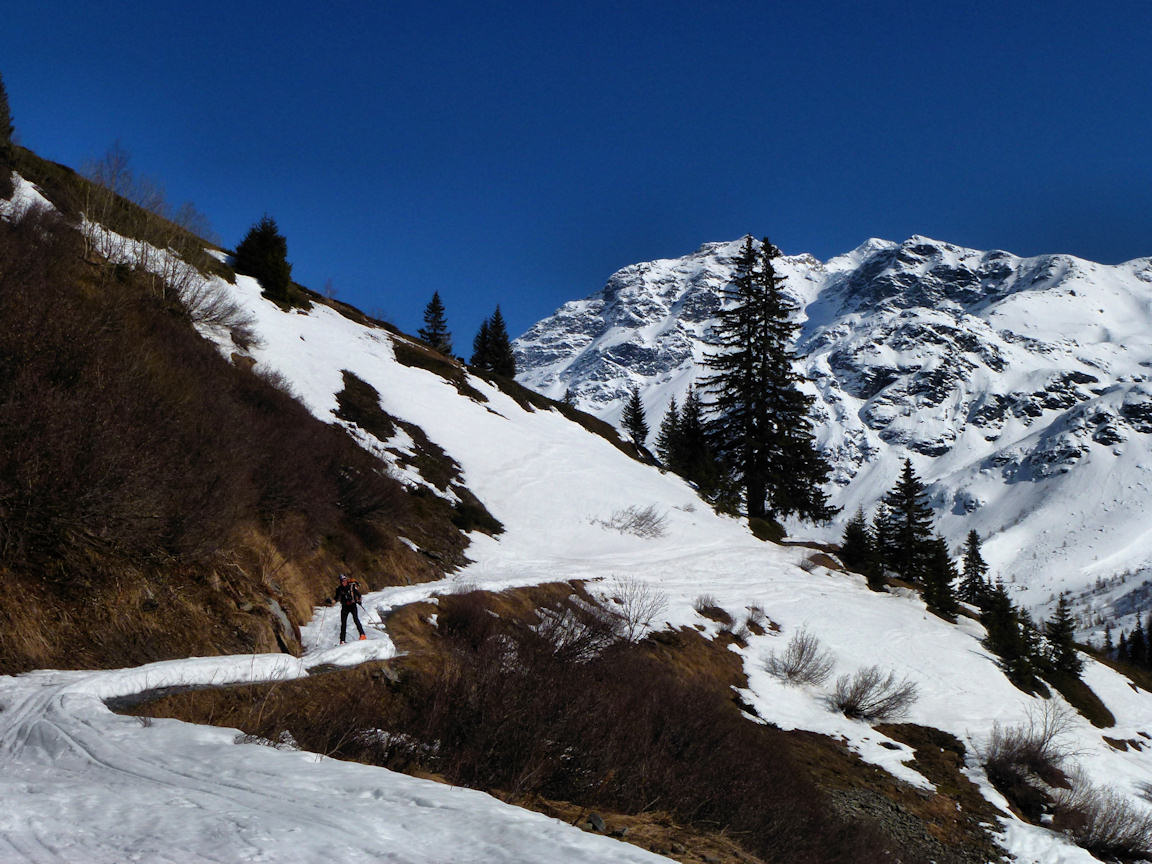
top-left (2, 183), bottom-right (1150, 862)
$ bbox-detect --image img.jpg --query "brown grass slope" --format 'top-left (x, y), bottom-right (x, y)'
top-left (0, 198), bottom-right (470, 673)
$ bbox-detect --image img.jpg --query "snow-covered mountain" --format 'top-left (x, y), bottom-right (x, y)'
top-left (515, 236), bottom-right (1152, 627)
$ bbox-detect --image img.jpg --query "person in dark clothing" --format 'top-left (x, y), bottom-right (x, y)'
top-left (332, 573), bottom-right (366, 643)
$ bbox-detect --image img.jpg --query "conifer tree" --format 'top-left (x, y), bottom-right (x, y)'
top-left (1118, 630), bottom-right (1129, 663)
top-left (1045, 595), bottom-right (1083, 677)
top-left (561, 387), bottom-right (576, 407)
top-left (470, 317), bottom-right (491, 369)
top-left (1129, 618), bottom-right (1147, 667)
top-left (655, 396), bottom-right (681, 468)
top-left (486, 306), bottom-right (517, 376)
top-left (621, 385), bottom-right (649, 446)
top-left (923, 535), bottom-right (959, 621)
top-left (871, 503), bottom-right (893, 576)
top-left (839, 509), bottom-right (872, 570)
top-left (418, 291), bottom-right (453, 356)
top-left (0, 72), bottom-right (13, 199)
top-left (1104, 623), bottom-right (1114, 655)
top-left (958, 529), bottom-right (990, 606)
top-left (701, 236), bottom-right (833, 522)
top-left (0, 71), bottom-right (13, 163)
top-left (234, 215), bottom-right (294, 306)
top-left (882, 459), bottom-right (936, 583)
top-left (982, 579), bottom-right (1038, 688)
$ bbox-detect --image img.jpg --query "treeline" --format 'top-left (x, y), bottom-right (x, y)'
top-left (838, 459), bottom-right (1083, 691)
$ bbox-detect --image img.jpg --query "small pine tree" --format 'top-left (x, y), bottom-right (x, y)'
top-left (923, 535), bottom-right (959, 621)
top-left (982, 579), bottom-right (1038, 689)
top-left (561, 387), bottom-right (576, 407)
top-left (1103, 622), bottom-right (1114, 655)
top-left (486, 306), bottom-right (517, 376)
top-left (234, 215), bottom-right (294, 306)
top-left (871, 503), bottom-right (893, 576)
top-left (418, 291), bottom-right (453, 355)
top-left (839, 509), bottom-right (872, 569)
top-left (1129, 618), bottom-right (1147, 667)
top-left (883, 459), bottom-right (936, 584)
top-left (470, 318), bottom-right (491, 369)
top-left (1045, 595), bottom-right (1083, 677)
top-left (958, 529), bottom-right (990, 606)
top-left (655, 396), bottom-right (681, 467)
top-left (1118, 630), bottom-right (1129, 663)
top-left (0, 71), bottom-right (16, 198)
top-left (621, 385), bottom-right (649, 446)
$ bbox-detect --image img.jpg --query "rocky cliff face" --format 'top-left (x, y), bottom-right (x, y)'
top-left (515, 235), bottom-right (1152, 625)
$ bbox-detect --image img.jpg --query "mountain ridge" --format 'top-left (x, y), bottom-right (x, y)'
top-left (515, 234), bottom-right (1152, 630)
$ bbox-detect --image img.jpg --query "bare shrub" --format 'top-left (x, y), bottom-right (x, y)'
top-left (1054, 770), bottom-right (1152, 860)
top-left (766, 628), bottom-right (836, 686)
top-left (694, 593), bottom-right (717, 613)
top-left (827, 666), bottom-right (918, 722)
top-left (607, 575), bottom-right (668, 642)
top-left (176, 277), bottom-right (256, 334)
top-left (981, 701), bottom-right (1079, 789)
top-left (532, 602), bottom-right (622, 663)
top-left (595, 504), bottom-right (668, 538)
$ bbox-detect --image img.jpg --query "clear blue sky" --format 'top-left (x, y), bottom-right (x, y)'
top-left (4, 1), bottom-right (1150, 343)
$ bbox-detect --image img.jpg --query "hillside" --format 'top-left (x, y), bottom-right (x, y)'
top-left (515, 236), bottom-right (1152, 633)
top-left (4, 163), bottom-right (1152, 863)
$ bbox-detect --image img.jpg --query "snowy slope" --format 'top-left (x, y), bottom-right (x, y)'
top-left (4, 176), bottom-right (1152, 862)
top-left (514, 236), bottom-right (1152, 633)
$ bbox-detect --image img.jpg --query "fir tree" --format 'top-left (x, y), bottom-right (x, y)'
top-left (1129, 618), bottom-right (1147, 667)
top-left (982, 579), bottom-right (1038, 689)
top-left (1118, 630), bottom-right (1129, 663)
top-left (839, 509), bottom-right (872, 570)
top-left (871, 503), bottom-right (893, 577)
top-left (561, 387), bottom-right (576, 407)
top-left (923, 535), bottom-right (959, 621)
top-left (1103, 623), bottom-right (1114, 656)
top-left (418, 291), bottom-right (453, 355)
top-left (958, 529), bottom-right (990, 606)
top-left (486, 306), bottom-right (517, 376)
top-left (0, 72), bottom-right (13, 199)
top-left (621, 386), bottom-right (649, 446)
top-left (679, 386), bottom-right (726, 499)
top-left (655, 396), bottom-right (681, 467)
top-left (882, 459), bottom-right (935, 584)
top-left (470, 317), bottom-right (491, 369)
top-left (1045, 595), bottom-right (1083, 677)
top-left (234, 215), bottom-right (294, 306)
top-left (701, 236), bottom-right (834, 522)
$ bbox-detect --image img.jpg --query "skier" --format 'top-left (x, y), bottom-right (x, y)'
top-left (332, 573), bottom-right (367, 644)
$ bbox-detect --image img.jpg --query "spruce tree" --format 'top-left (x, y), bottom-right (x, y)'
top-left (923, 535), bottom-right (959, 620)
top-left (486, 306), bottom-right (516, 376)
top-left (1130, 618), bottom-right (1147, 667)
top-left (234, 215), bottom-right (294, 306)
top-left (871, 503), bottom-right (893, 577)
top-left (1045, 595), bottom-right (1083, 677)
top-left (655, 396), bottom-right (681, 468)
top-left (470, 317), bottom-right (491, 369)
top-left (701, 236), bottom-right (833, 522)
top-left (882, 459), bottom-right (936, 584)
top-left (839, 509), bottom-right (872, 571)
top-left (958, 529), bottom-right (990, 606)
top-left (561, 387), bottom-right (576, 407)
top-left (621, 385), bottom-right (649, 446)
top-left (0, 71), bottom-right (15, 198)
top-left (982, 580), bottom-right (1038, 688)
top-left (418, 291), bottom-right (453, 355)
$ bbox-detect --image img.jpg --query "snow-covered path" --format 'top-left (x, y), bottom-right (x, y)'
top-left (0, 645), bottom-right (674, 863)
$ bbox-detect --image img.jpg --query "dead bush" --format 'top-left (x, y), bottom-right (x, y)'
top-left (1054, 771), bottom-right (1152, 861)
top-left (766, 628), bottom-right (836, 686)
top-left (595, 504), bottom-right (668, 538)
top-left (827, 666), bottom-right (918, 722)
top-left (607, 575), bottom-right (668, 642)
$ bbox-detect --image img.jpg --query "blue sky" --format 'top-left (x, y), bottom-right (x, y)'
top-left (4, 1), bottom-right (1150, 343)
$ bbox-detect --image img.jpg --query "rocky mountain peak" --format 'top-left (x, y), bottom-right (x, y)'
top-left (515, 235), bottom-right (1152, 622)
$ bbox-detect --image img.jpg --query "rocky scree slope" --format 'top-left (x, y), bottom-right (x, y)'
top-left (515, 236), bottom-right (1152, 626)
